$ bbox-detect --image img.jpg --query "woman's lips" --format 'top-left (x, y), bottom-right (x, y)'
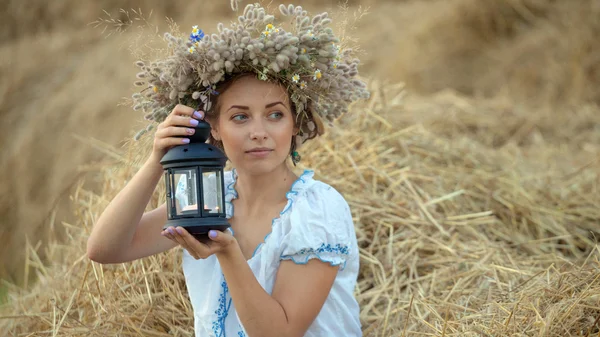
top-left (246, 149), bottom-right (272, 157)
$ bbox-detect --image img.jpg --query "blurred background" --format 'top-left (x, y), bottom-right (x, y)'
top-left (1, 0), bottom-right (599, 293)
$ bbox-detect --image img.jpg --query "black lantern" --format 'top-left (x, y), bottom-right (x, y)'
top-left (160, 120), bottom-right (230, 238)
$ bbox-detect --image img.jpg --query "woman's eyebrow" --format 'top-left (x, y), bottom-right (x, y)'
top-left (227, 105), bottom-right (249, 112)
top-left (226, 101), bottom-right (285, 112)
top-left (265, 101), bottom-right (285, 108)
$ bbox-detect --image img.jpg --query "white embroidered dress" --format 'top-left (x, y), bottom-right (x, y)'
top-left (181, 169), bottom-right (362, 337)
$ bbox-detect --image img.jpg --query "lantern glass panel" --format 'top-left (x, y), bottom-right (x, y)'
top-left (202, 170), bottom-right (223, 215)
top-left (174, 168), bottom-right (199, 216)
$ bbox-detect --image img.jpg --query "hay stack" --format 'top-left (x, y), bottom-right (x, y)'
top-left (1, 81), bottom-right (598, 336)
top-left (365, 0), bottom-right (600, 108)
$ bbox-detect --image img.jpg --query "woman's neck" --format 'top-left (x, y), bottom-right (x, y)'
top-left (233, 164), bottom-right (298, 213)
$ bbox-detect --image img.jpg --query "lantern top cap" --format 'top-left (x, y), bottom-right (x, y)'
top-left (189, 120), bottom-right (211, 144)
top-left (160, 142), bottom-right (227, 168)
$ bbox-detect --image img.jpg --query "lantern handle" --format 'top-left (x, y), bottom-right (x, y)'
top-left (189, 120), bottom-right (211, 143)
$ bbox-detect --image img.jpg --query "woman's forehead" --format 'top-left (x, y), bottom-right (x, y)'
top-left (222, 76), bottom-right (290, 104)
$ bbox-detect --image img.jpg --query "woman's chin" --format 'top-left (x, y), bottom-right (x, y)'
top-left (235, 157), bottom-right (288, 175)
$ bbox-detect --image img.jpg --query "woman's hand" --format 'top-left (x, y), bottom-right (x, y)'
top-left (161, 226), bottom-right (237, 259)
top-left (149, 104), bottom-right (204, 164)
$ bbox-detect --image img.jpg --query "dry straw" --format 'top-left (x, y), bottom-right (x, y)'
top-left (1, 80), bottom-right (599, 336)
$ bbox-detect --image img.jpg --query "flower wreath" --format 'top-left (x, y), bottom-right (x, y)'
top-left (131, 3), bottom-right (370, 148)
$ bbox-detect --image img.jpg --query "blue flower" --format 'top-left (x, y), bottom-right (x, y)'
top-left (189, 26), bottom-right (205, 42)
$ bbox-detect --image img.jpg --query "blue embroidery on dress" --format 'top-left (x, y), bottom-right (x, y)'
top-left (212, 276), bottom-right (233, 337)
top-left (297, 243), bottom-right (350, 256)
top-left (237, 330), bottom-right (246, 337)
top-left (280, 243), bottom-right (350, 270)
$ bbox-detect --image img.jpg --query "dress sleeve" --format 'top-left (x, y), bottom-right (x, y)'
top-left (279, 183), bottom-right (355, 271)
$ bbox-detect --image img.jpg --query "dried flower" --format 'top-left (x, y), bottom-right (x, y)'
top-left (313, 69), bottom-right (322, 80)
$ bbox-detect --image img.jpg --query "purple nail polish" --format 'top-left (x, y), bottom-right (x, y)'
top-left (182, 138), bottom-right (190, 144)
top-left (176, 227), bottom-right (183, 234)
top-left (169, 228), bottom-right (176, 235)
top-left (193, 111), bottom-right (203, 119)
top-left (209, 230), bottom-right (217, 239)
top-left (190, 118), bottom-right (199, 126)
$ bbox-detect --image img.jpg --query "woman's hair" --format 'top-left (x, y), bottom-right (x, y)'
top-left (205, 72), bottom-right (324, 158)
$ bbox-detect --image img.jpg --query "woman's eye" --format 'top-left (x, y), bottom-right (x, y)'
top-left (269, 111), bottom-right (284, 119)
top-left (232, 114), bottom-right (248, 121)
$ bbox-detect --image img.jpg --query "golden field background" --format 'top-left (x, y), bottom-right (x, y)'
top-left (1, 0), bottom-right (599, 335)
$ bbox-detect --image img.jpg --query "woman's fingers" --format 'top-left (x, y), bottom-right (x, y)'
top-left (165, 114), bottom-right (203, 128)
top-left (207, 230), bottom-right (235, 247)
top-left (171, 104), bottom-right (200, 118)
top-left (155, 125), bottom-right (196, 139)
top-left (163, 227), bottom-right (201, 259)
top-left (155, 135), bottom-right (190, 152)
top-left (167, 105), bottom-right (204, 123)
top-left (161, 226), bottom-right (228, 260)
top-left (151, 105), bottom-right (204, 156)
top-left (177, 227), bottom-right (213, 258)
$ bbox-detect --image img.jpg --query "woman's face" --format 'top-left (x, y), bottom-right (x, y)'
top-left (210, 75), bottom-right (297, 174)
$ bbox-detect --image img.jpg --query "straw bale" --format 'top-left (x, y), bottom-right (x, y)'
top-left (1, 81), bottom-right (599, 336)
top-left (366, 0), bottom-right (600, 108)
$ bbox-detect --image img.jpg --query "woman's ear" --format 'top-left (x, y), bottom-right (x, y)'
top-left (210, 127), bottom-right (221, 141)
top-left (210, 122), bottom-right (221, 141)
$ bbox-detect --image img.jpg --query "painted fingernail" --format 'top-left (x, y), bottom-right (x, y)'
top-left (182, 138), bottom-right (190, 144)
top-left (176, 227), bottom-right (183, 234)
top-left (193, 111), bottom-right (203, 119)
top-left (168, 228), bottom-right (176, 235)
top-left (209, 230), bottom-right (217, 239)
top-left (189, 118), bottom-right (199, 126)
top-left (186, 128), bottom-right (195, 135)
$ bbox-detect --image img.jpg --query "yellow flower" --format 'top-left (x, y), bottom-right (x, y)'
top-left (194, 41), bottom-right (199, 47)
top-left (333, 62), bottom-right (338, 69)
top-left (275, 28), bottom-right (280, 33)
top-left (192, 25), bottom-right (199, 34)
top-left (292, 74), bottom-right (300, 83)
top-left (266, 24), bottom-right (274, 31)
top-left (263, 30), bottom-right (271, 37)
top-left (301, 48), bottom-right (307, 54)
top-left (188, 46), bottom-right (196, 53)
top-left (153, 86), bottom-right (158, 93)
top-left (300, 81), bottom-right (307, 89)
top-left (313, 69), bottom-right (322, 80)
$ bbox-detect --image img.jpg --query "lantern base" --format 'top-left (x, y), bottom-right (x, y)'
top-left (163, 218), bottom-right (231, 239)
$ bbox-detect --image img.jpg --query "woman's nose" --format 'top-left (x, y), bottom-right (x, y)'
top-left (249, 120), bottom-right (268, 140)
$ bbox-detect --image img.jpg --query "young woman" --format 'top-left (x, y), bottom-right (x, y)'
top-left (87, 73), bottom-right (362, 336)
